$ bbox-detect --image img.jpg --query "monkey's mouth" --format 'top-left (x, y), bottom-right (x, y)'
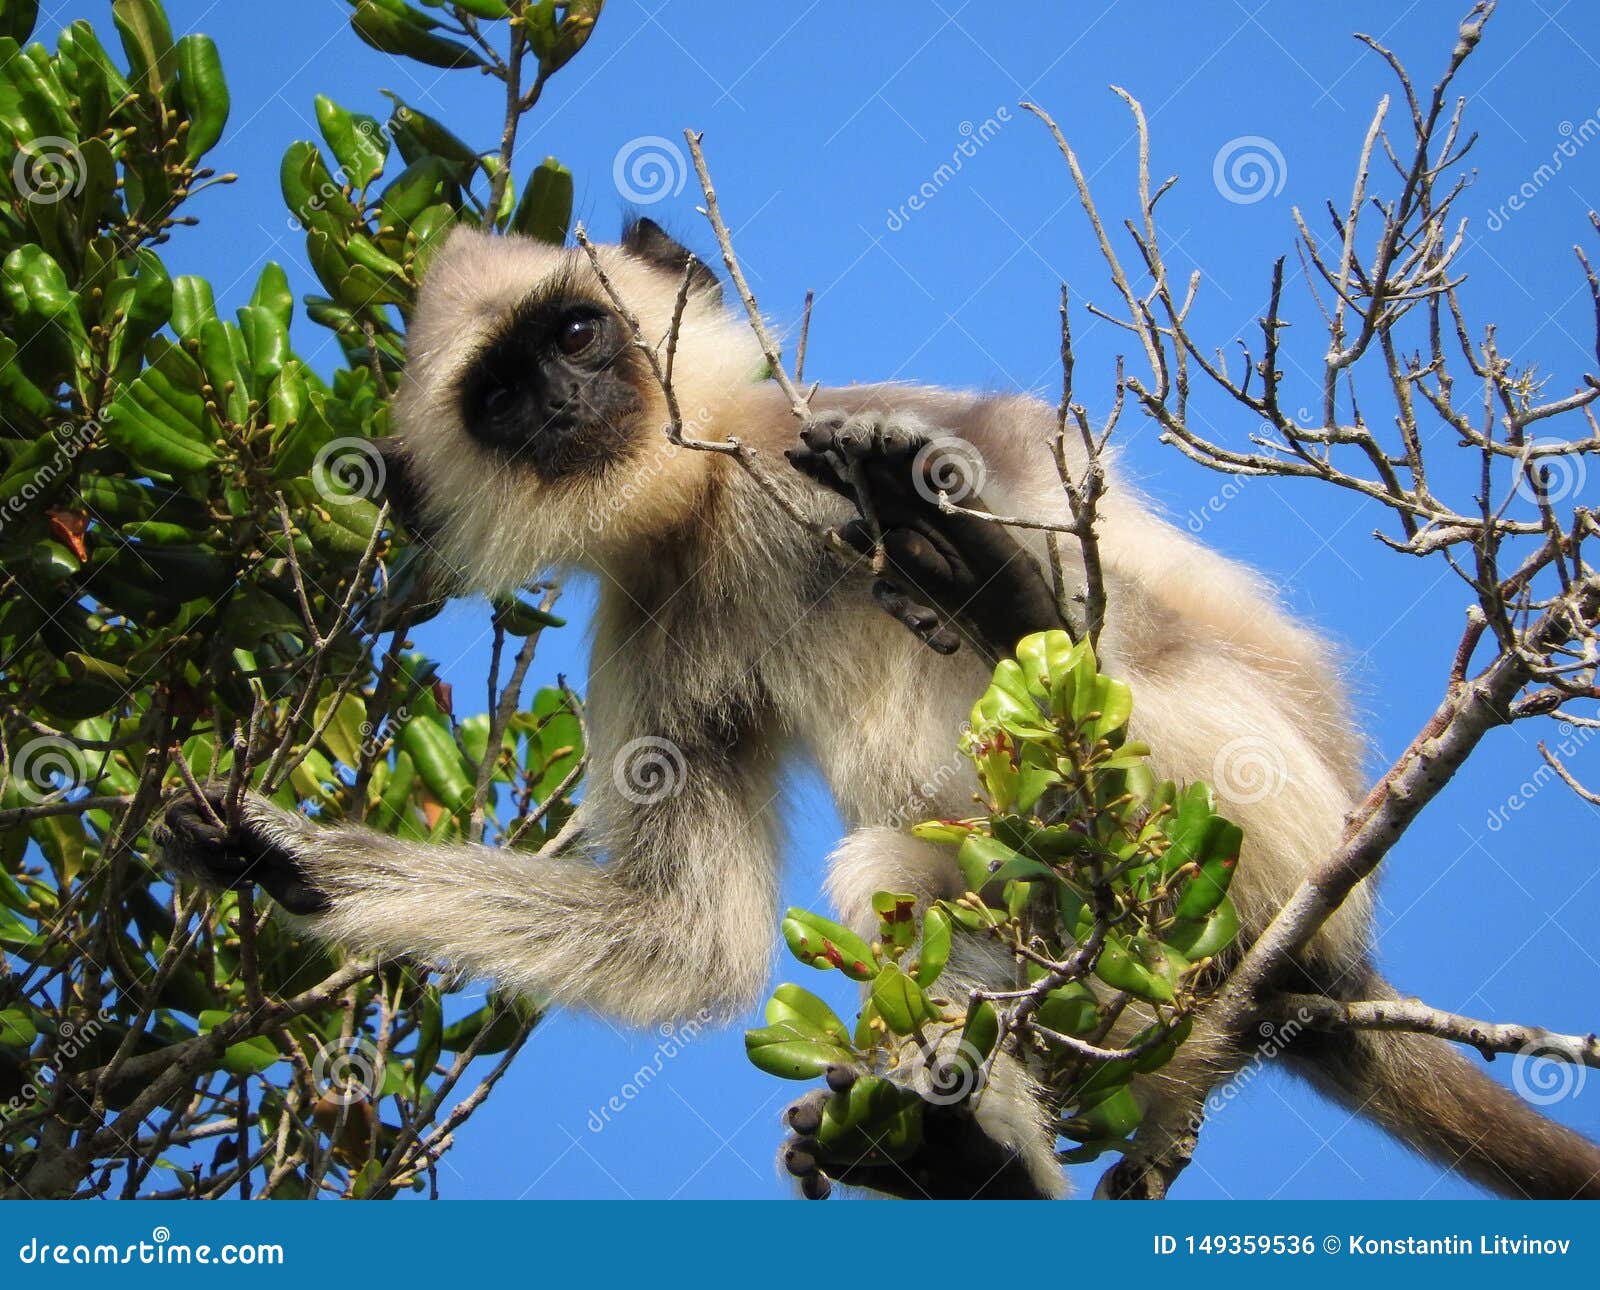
top-left (479, 397), bottom-right (643, 483)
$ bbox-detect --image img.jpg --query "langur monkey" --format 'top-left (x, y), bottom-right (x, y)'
top-left (158, 218), bottom-right (1600, 1200)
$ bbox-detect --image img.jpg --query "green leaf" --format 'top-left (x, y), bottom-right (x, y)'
top-left (744, 1024), bottom-right (854, 1081)
top-left (1062, 1084), bottom-right (1142, 1143)
top-left (111, 0), bottom-right (176, 101)
top-left (915, 905), bottom-right (952, 987)
top-left (398, 712), bottom-right (473, 812)
top-left (764, 983), bottom-right (851, 1047)
top-left (350, 4), bottom-right (486, 69)
top-left (175, 33), bottom-right (228, 161)
top-left (169, 275), bottom-right (218, 341)
top-left (780, 908), bottom-right (878, 981)
top-left (101, 350), bottom-right (218, 474)
top-left (314, 93), bottom-right (388, 192)
top-left (0, 0), bottom-right (38, 43)
top-left (1093, 936), bottom-right (1185, 1004)
top-left (248, 262), bottom-right (294, 331)
top-left (871, 890), bottom-right (917, 953)
top-left (1165, 895), bottom-right (1238, 961)
top-left (510, 156), bottom-right (573, 242)
top-left (869, 962), bottom-right (929, 1035)
top-left (0, 1007), bottom-right (38, 1049)
top-left (956, 833), bottom-right (1052, 892)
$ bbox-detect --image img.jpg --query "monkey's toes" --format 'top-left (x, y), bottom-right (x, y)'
top-left (154, 792), bottom-right (331, 917)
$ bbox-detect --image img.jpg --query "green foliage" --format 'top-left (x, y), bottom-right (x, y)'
top-left (0, 0), bottom-right (598, 1198)
top-left (749, 631), bottom-right (1243, 1170)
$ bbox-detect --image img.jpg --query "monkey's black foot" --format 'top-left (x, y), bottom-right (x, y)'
top-left (778, 1067), bottom-right (1051, 1200)
top-left (154, 788), bottom-right (330, 916)
top-left (785, 410), bottom-right (1062, 659)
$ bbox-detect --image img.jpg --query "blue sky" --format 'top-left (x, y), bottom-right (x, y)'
top-left (39, 0), bottom-right (1600, 1198)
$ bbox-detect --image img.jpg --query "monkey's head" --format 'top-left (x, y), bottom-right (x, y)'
top-left (390, 217), bottom-right (761, 593)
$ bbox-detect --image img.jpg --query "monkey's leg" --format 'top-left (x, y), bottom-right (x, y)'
top-left (778, 827), bottom-right (1066, 1200)
top-left (786, 411), bottom-right (1061, 657)
top-left (155, 744), bottom-right (782, 1025)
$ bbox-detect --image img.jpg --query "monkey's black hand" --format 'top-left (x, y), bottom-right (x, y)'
top-left (779, 1066), bottom-right (1051, 1200)
top-left (786, 411), bottom-right (1062, 658)
top-left (154, 789), bottom-right (330, 916)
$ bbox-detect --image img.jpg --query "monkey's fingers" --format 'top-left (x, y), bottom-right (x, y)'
top-left (784, 444), bottom-right (856, 504)
top-left (871, 580), bottom-right (960, 655)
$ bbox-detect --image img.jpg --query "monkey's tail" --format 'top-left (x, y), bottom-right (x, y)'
top-left (1284, 973), bottom-right (1600, 1199)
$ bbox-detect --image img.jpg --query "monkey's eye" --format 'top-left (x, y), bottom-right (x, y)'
top-left (556, 316), bottom-right (600, 357)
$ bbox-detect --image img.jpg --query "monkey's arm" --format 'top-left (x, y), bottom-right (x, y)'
top-left (155, 728), bottom-right (782, 1023)
top-left (786, 413), bottom-right (1062, 659)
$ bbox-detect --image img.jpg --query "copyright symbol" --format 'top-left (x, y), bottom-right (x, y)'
top-left (1323, 1235), bottom-right (1341, 1254)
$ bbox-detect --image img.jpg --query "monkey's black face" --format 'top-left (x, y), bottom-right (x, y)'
top-left (458, 285), bottom-right (645, 480)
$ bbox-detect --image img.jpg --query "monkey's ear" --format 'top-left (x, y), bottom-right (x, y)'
top-left (620, 215), bottom-right (722, 304)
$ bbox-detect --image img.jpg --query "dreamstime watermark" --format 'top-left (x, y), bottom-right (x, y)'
top-left (1210, 734), bottom-right (1289, 806)
top-left (16, 1227), bottom-right (284, 1267)
top-left (900, 1036), bottom-right (989, 1106)
top-left (0, 421), bottom-right (100, 535)
top-left (586, 409), bottom-right (712, 535)
top-left (612, 135), bottom-right (688, 205)
top-left (884, 107), bottom-right (1012, 232)
top-left (911, 436), bottom-right (987, 506)
top-left (310, 436), bottom-right (387, 505)
top-left (1484, 720), bottom-right (1596, 832)
top-left (1511, 438), bottom-right (1588, 507)
top-left (356, 706), bottom-right (411, 762)
top-left (878, 738), bottom-right (970, 833)
top-left (611, 736), bottom-right (687, 805)
top-left (12, 135), bottom-right (86, 206)
top-left (585, 1010), bottom-right (714, 1132)
top-left (286, 107), bottom-right (414, 230)
top-left (1194, 1008), bottom-right (1311, 1127)
top-left (1, 1009), bottom-right (114, 1124)
top-left (6, 735), bottom-right (88, 806)
top-left (1212, 135), bottom-right (1287, 205)
top-left (1185, 474), bottom-right (1250, 534)
top-left (1484, 108), bottom-right (1600, 232)
top-left (311, 1036), bottom-right (381, 1106)
top-left (1510, 1038), bottom-right (1588, 1107)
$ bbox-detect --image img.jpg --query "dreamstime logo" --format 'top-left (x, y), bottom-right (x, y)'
top-left (13, 136), bottom-right (86, 205)
top-left (0, 420), bottom-right (100, 534)
top-left (311, 437), bottom-right (387, 505)
top-left (1210, 734), bottom-right (1288, 806)
top-left (1485, 720), bottom-right (1596, 832)
top-left (357, 707), bottom-right (410, 761)
top-left (0, 1009), bottom-right (113, 1123)
top-left (585, 1010), bottom-right (713, 1132)
top-left (1485, 108), bottom-right (1600, 232)
top-left (8, 735), bottom-right (87, 805)
top-left (912, 437), bottom-right (987, 505)
top-left (1185, 474), bottom-right (1250, 534)
top-left (587, 413), bottom-right (711, 534)
top-left (612, 135), bottom-right (687, 205)
top-left (903, 1038), bottom-right (988, 1106)
top-left (287, 108), bottom-right (410, 231)
top-left (884, 106), bottom-right (1012, 232)
top-left (1194, 1008), bottom-right (1311, 1127)
top-left (879, 737), bottom-right (970, 832)
top-left (311, 1036), bottom-right (380, 1107)
top-left (1511, 1039), bottom-right (1587, 1106)
top-left (1513, 440), bottom-right (1588, 507)
top-left (1212, 135), bottom-right (1287, 205)
top-left (611, 736), bottom-right (687, 805)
